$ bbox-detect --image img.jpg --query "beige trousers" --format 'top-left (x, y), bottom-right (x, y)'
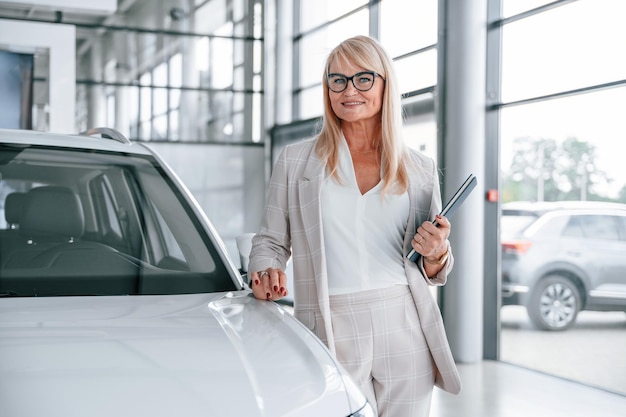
top-left (329, 285), bottom-right (435, 417)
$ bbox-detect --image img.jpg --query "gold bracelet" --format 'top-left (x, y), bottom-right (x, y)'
top-left (424, 248), bottom-right (449, 265)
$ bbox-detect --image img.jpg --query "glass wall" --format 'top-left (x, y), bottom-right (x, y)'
top-left (495, 0), bottom-right (626, 395)
top-left (70, 0), bottom-right (263, 144)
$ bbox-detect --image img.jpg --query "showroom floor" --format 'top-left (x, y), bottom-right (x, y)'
top-left (431, 360), bottom-right (626, 417)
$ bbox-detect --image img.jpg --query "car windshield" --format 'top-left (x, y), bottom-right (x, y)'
top-left (0, 144), bottom-right (238, 297)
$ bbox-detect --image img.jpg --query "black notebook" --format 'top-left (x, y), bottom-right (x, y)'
top-left (407, 174), bottom-right (477, 262)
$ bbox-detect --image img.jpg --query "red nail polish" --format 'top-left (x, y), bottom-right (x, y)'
top-left (273, 285), bottom-right (278, 292)
top-left (266, 292), bottom-right (271, 299)
top-left (254, 279), bottom-right (259, 285)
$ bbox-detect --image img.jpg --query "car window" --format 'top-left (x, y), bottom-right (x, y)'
top-left (562, 214), bottom-right (621, 241)
top-left (561, 216), bottom-right (585, 238)
top-left (0, 144), bottom-right (238, 297)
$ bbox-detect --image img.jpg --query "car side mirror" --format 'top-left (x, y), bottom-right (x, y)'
top-left (235, 232), bottom-right (255, 273)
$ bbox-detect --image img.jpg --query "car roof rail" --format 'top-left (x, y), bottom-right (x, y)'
top-left (80, 127), bottom-right (131, 145)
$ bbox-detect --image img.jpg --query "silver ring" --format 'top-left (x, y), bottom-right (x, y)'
top-left (259, 270), bottom-right (269, 279)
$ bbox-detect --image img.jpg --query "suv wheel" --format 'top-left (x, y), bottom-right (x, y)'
top-left (527, 275), bottom-right (581, 331)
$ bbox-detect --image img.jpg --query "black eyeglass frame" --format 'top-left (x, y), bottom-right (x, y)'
top-left (326, 71), bottom-right (386, 93)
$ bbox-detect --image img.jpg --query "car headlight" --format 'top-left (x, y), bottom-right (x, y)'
top-left (349, 401), bottom-right (376, 417)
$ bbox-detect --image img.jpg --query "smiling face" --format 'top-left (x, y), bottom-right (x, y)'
top-left (327, 59), bottom-right (385, 127)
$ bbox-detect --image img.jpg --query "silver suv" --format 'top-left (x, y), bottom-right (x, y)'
top-left (501, 201), bottom-right (626, 331)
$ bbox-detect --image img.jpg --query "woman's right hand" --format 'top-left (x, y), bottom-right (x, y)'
top-left (251, 267), bottom-right (289, 301)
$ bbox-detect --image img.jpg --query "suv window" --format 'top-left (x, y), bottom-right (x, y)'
top-left (562, 214), bottom-right (621, 241)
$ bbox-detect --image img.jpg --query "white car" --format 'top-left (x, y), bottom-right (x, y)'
top-left (0, 127), bottom-right (374, 417)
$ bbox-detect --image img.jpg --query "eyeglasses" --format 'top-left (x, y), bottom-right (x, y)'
top-left (326, 71), bottom-right (385, 93)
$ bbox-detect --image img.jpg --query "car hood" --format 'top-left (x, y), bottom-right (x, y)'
top-left (0, 292), bottom-right (360, 417)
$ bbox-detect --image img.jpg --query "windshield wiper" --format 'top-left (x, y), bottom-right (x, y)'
top-left (0, 290), bottom-right (22, 297)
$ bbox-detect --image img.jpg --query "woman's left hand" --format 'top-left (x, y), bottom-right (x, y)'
top-left (250, 267), bottom-right (289, 301)
top-left (411, 214), bottom-right (450, 260)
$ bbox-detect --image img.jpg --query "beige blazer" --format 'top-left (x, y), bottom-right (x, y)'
top-left (249, 138), bottom-right (461, 395)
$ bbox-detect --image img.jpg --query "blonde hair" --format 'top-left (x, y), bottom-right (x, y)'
top-left (315, 35), bottom-right (410, 195)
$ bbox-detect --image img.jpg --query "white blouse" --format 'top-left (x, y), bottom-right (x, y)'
top-left (321, 139), bottom-right (410, 295)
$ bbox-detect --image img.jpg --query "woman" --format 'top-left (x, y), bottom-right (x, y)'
top-left (248, 35), bottom-right (460, 416)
